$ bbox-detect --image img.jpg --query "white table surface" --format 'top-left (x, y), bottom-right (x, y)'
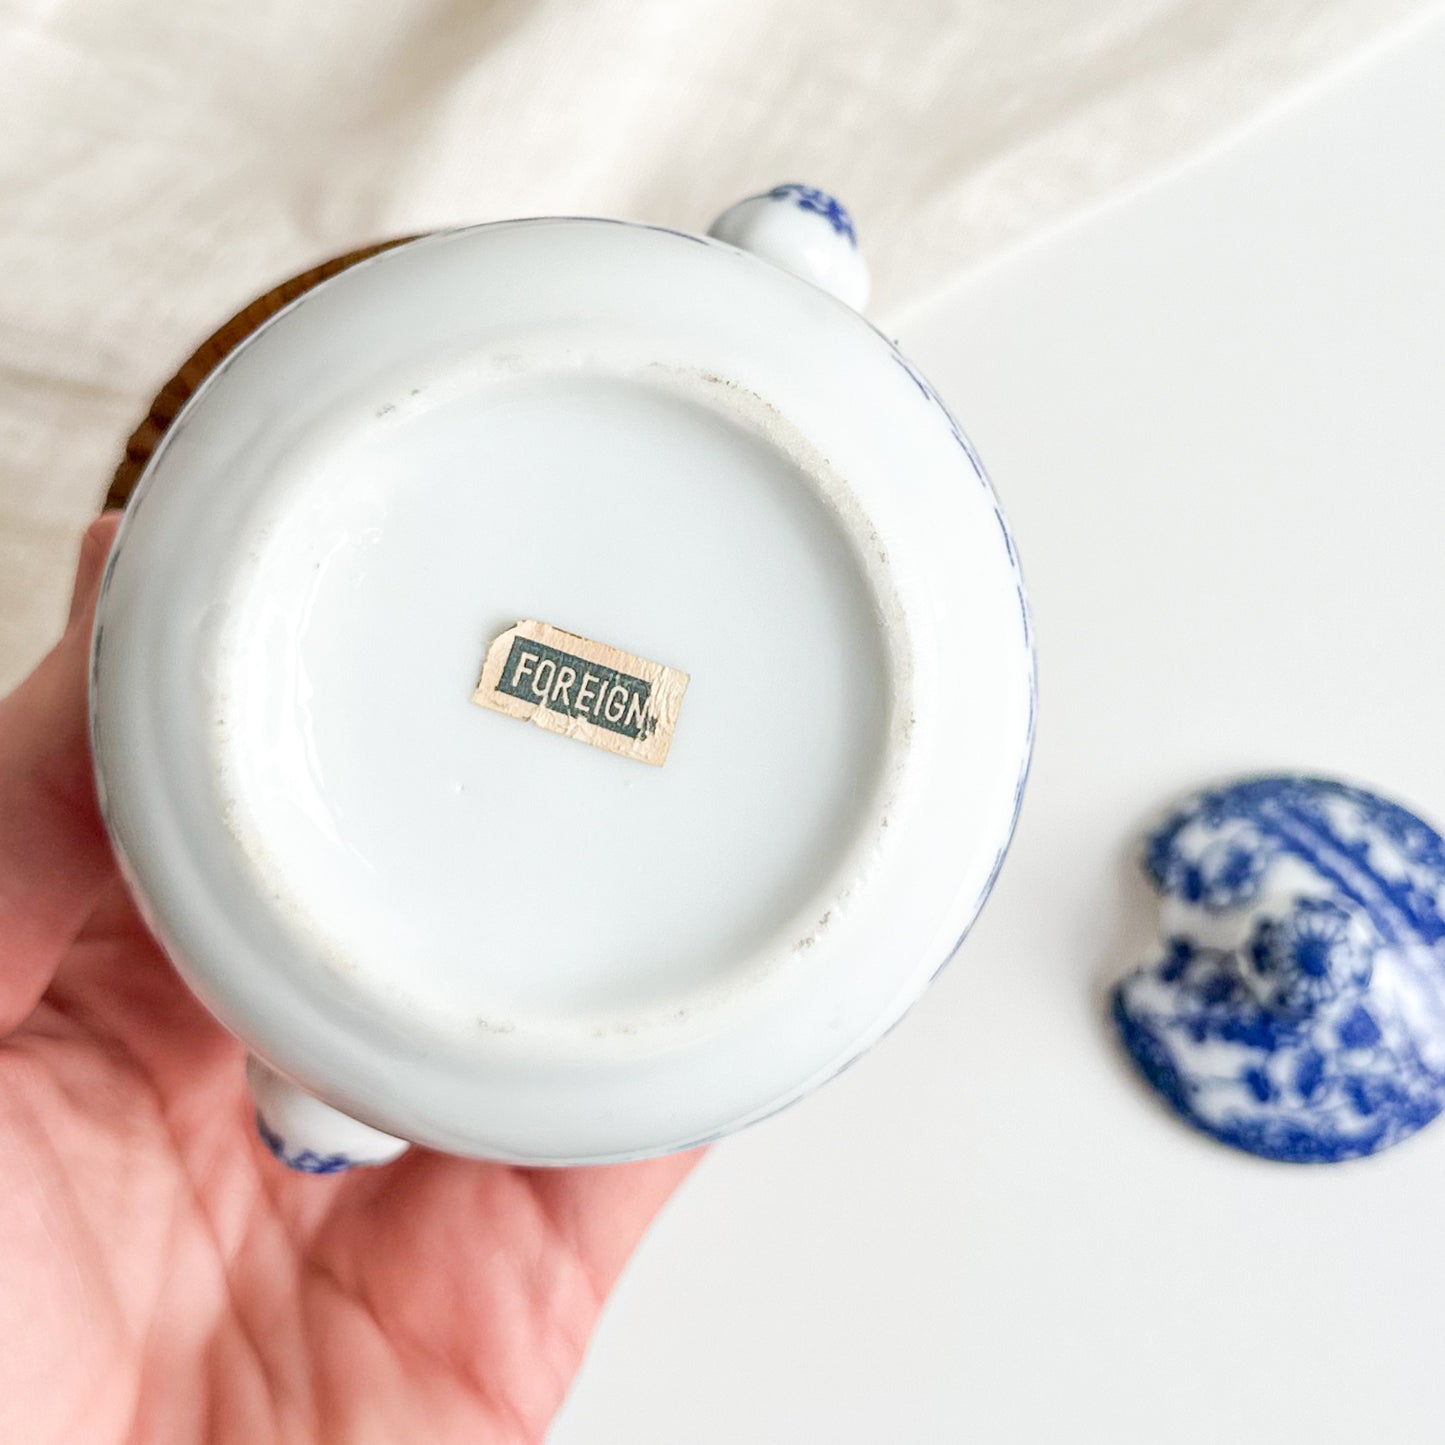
top-left (551, 17), bottom-right (1445, 1443)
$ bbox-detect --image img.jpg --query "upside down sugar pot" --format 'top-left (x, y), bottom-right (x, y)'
top-left (90, 185), bottom-right (1035, 1170)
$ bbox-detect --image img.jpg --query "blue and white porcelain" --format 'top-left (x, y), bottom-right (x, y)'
top-left (1113, 775), bottom-right (1445, 1163)
top-left (89, 187), bottom-right (1033, 1171)
top-left (247, 1056), bottom-right (409, 1172)
top-left (708, 183), bottom-right (869, 311)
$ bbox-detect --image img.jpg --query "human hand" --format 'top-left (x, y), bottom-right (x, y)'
top-left (0, 515), bottom-right (699, 1444)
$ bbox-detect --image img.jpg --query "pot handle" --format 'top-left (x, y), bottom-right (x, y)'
top-left (708, 183), bottom-right (870, 312)
top-left (247, 1055), bottom-right (410, 1173)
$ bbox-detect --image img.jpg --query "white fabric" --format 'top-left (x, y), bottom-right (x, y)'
top-left (0, 0), bottom-right (1433, 687)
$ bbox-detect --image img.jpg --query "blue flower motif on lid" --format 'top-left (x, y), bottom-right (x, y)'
top-left (1151, 828), bottom-right (1275, 911)
top-left (1112, 775), bottom-right (1445, 1162)
top-left (765, 183), bottom-right (858, 245)
top-left (1246, 898), bottom-right (1373, 1017)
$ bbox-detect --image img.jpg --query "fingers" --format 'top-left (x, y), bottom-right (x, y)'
top-left (0, 514), bottom-right (121, 1033)
top-left (341, 1143), bottom-right (704, 1296)
top-left (525, 1148), bottom-right (706, 1292)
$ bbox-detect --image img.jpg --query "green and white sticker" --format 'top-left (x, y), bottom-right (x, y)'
top-left (474, 619), bottom-right (689, 766)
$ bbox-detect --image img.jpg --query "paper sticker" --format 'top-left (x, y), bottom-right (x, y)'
top-left (473, 619), bottom-right (689, 766)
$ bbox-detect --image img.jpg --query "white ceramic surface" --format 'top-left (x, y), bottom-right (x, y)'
top-left (708, 184), bottom-right (871, 311)
top-left (549, 20), bottom-right (1445, 1444)
top-left (90, 192), bottom-right (1033, 1166)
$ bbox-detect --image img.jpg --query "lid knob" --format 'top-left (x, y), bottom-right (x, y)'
top-left (708, 183), bottom-right (870, 312)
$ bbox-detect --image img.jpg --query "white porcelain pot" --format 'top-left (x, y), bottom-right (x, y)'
top-left (90, 185), bottom-right (1034, 1170)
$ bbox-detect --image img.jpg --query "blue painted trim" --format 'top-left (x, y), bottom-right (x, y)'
top-left (763, 183), bottom-right (859, 246)
top-left (255, 1111), bottom-right (357, 1174)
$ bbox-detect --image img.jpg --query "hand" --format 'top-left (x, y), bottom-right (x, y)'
top-left (0, 516), bottom-right (699, 1444)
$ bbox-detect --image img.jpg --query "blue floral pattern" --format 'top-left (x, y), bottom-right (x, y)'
top-left (1246, 898), bottom-right (1372, 1017)
top-left (882, 348), bottom-right (1034, 917)
top-left (1112, 776), bottom-right (1445, 1162)
top-left (255, 1111), bottom-right (356, 1174)
top-left (765, 184), bottom-right (858, 246)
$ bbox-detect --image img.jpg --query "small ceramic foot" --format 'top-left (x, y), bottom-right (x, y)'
top-left (247, 1056), bottom-right (410, 1173)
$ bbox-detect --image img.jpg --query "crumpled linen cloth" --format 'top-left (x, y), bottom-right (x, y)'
top-left (0, 0), bottom-right (1433, 687)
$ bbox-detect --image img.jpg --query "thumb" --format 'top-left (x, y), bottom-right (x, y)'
top-left (0, 513), bottom-right (120, 1033)
top-left (67, 513), bottom-right (119, 629)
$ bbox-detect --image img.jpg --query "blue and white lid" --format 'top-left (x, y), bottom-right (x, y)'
top-left (1115, 775), bottom-right (1445, 1163)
